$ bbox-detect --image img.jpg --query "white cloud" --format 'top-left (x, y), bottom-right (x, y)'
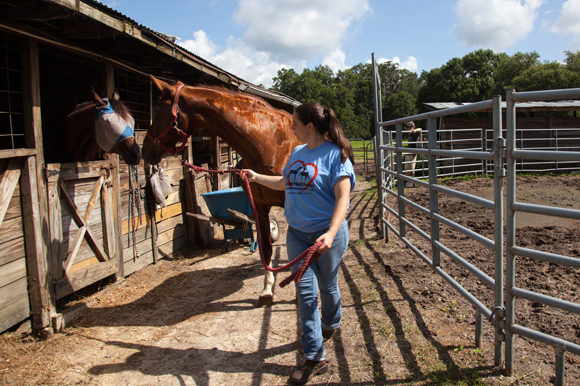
top-left (454, 0), bottom-right (544, 50)
top-left (322, 49), bottom-right (348, 73)
top-left (549, 0), bottom-right (580, 50)
top-left (179, 31), bottom-right (299, 88)
top-left (234, 0), bottom-right (371, 63)
top-left (178, 0), bottom-right (372, 88)
top-left (373, 56), bottom-right (418, 72)
top-left (180, 30), bottom-right (219, 59)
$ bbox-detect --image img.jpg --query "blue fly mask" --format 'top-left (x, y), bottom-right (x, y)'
top-left (94, 98), bottom-right (135, 153)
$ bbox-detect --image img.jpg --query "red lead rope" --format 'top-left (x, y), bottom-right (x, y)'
top-left (182, 161), bottom-right (322, 287)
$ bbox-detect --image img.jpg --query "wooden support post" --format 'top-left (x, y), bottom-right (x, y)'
top-left (183, 144), bottom-right (197, 246)
top-left (185, 170), bottom-right (206, 247)
top-left (96, 62), bottom-right (115, 97)
top-left (111, 155), bottom-right (125, 280)
top-left (20, 37), bottom-right (55, 336)
top-left (211, 134), bottom-right (220, 191)
top-left (20, 157), bottom-right (52, 338)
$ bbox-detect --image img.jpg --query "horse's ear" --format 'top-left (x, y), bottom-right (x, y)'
top-left (151, 75), bottom-right (172, 93)
top-left (112, 90), bottom-right (120, 101)
top-left (92, 88), bottom-right (107, 107)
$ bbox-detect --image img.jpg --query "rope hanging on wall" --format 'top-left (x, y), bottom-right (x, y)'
top-left (128, 165), bottom-right (144, 259)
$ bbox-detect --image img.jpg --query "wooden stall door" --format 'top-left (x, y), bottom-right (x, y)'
top-left (0, 159), bottom-right (29, 332)
top-left (46, 160), bottom-right (120, 300)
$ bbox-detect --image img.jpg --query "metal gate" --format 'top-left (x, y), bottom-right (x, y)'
top-left (371, 53), bottom-right (580, 385)
top-left (46, 157), bottom-right (122, 300)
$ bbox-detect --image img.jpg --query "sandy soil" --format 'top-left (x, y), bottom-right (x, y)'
top-left (0, 170), bottom-right (579, 385)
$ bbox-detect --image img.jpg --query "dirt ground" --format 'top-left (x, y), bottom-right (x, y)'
top-left (1, 168), bottom-right (579, 385)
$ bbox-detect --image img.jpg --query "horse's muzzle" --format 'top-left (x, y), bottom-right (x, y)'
top-left (127, 142), bottom-right (142, 165)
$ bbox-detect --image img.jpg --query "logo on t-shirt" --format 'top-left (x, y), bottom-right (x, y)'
top-left (286, 160), bottom-right (318, 193)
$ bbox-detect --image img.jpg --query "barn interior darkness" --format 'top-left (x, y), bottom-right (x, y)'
top-left (0, 31), bottom-right (25, 150)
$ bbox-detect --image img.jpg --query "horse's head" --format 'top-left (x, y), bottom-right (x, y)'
top-left (93, 91), bottom-right (142, 165)
top-left (142, 76), bottom-right (189, 165)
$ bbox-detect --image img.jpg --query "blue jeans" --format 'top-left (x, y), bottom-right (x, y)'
top-left (287, 220), bottom-right (349, 362)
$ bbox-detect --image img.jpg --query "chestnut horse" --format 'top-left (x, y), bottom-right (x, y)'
top-left (44, 90), bottom-right (141, 165)
top-left (142, 76), bottom-right (301, 306)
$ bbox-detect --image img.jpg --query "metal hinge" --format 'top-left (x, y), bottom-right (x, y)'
top-left (43, 165), bottom-right (59, 181)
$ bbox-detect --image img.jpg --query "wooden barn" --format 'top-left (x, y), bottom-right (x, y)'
top-left (0, 0), bottom-right (299, 336)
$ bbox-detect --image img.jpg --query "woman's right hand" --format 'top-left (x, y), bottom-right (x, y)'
top-left (241, 170), bottom-right (286, 191)
top-left (242, 169), bottom-right (259, 182)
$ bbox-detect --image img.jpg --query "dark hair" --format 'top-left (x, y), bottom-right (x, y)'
top-left (294, 102), bottom-right (355, 164)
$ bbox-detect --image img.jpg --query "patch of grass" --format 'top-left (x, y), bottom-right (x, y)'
top-left (361, 179), bottom-right (377, 199)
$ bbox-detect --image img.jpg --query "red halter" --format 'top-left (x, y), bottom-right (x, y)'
top-left (146, 84), bottom-right (191, 155)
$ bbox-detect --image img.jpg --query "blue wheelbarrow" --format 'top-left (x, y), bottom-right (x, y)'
top-left (188, 186), bottom-right (280, 253)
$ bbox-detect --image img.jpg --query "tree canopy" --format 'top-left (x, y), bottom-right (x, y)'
top-left (269, 50), bottom-right (580, 139)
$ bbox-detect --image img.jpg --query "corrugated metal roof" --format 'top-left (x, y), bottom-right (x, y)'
top-left (425, 101), bottom-right (580, 110)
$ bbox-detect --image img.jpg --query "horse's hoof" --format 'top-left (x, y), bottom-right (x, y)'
top-left (257, 295), bottom-right (273, 307)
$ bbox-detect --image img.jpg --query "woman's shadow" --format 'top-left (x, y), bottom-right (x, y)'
top-left (87, 337), bottom-right (298, 385)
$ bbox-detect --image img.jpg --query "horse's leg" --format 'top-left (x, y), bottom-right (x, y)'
top-left (256, 204), bottom-right (275, 307)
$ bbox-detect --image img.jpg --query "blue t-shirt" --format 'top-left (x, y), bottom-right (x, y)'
top-left (282, 141), bottom-right (356, 232)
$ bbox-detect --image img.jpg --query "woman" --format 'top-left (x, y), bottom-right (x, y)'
top-left (245, 102), bottom-right (355, 384)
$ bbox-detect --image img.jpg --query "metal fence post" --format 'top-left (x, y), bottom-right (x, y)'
top-left (492, 95), bottom-right (505, 367)
top-left (372, 53), bottom-right (387, 241)
top-left (482, 128), bottom-right (487, 178)
top-left (505, 89), bottom-right (517, 376)
top-left (428, 117), bottom-right (440, 267)
top-left (555, 347), bottom-right (566, 386)
top-left (475, 311), bottom-right (483, 348)
top-left (396, 123), bottom-right (405, 238)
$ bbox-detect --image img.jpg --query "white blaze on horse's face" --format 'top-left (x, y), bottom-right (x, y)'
top-left (94, 98), bottom-right (135, 153)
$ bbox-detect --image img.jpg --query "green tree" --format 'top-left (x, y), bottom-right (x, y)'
top-left (511, 61), bottom-right (574, 91)
top-left (419, 49), bottom-right (504, 103)
top-left (271, 68), bottom-right (301, 98)
top-left (564, 50), bottom-right (580, 86)
top-left (383, 91), bottom-right (418, 122)
top-left (492, 51), bottom-right (540, 95)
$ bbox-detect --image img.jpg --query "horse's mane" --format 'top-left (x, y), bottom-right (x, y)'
top-left (187, 83), bottom-right (286, 112)
top-left (109, 98), bottom-right (132, 122)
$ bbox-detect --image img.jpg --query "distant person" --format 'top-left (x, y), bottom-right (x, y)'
top-left (244, 102), bottom-right (355, 384)
top-left (405, 121), bottom-right (422, 181)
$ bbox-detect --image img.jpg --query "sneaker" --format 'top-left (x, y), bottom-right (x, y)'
top-left (289, 360), bottom-right (328, 384)
top-left (322, 327), bottom-right (338, 340)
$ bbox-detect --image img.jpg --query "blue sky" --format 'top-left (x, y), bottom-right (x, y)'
top-left (101, 0), bottom-right (580, 88)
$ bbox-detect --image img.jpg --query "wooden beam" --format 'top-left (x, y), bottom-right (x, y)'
top-left (20, 156), bottom-right (52, 338)
top-left (20, 37), bottom-right (56, 338)
top-left (187, 169), bottom-right (205, 247)
top-left (184, 144), bottom-right (196, 246)
top-left (111, 155), bottom-right (125, 280)
top-left (0, 149), bottom-right (36, 160)
top-left (211, 134), bottom-right (220, 191)
top-left (44, 160), bottom-right (111, 182)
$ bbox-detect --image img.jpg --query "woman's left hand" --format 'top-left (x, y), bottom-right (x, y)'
top-left (315, 232), bottom-right (335, 254)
